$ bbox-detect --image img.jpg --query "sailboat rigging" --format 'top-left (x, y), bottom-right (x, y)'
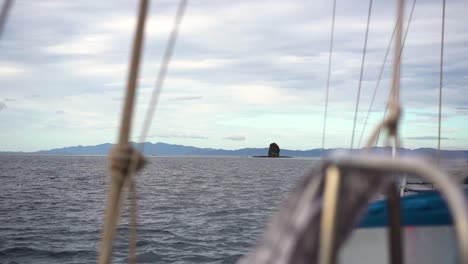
top-left (99, 0), bottom-right (189, 263)
top-left (0, 0), bottom-right (465, 263)
top-left (94, 0), bottom-right (467, 263)
top-left (357, 0), bottom-right (417, 149)
top-left (437, 0), bottom-right (446, 161)
top-left (320, 0), bottom-right (336, 151)
top-left (350, 0), bottom-right (372, 150)
top-left (98, 0), bottom-right (149, 263)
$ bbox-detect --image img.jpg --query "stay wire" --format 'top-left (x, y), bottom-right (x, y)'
top-left (321, 0), bottom-right (336, 153)
top-left (357, 0), bottom-right (403, 147)
top-left (437, 0), bottom-right (446, 162)
top-left (127, 1), bottom-right (189, 263)
top-left (138, 0), bottom-right (188, 148)
top-left (350, 0), bottom-right (373, 149)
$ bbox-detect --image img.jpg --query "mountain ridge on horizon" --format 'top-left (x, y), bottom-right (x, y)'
top-left (2, 142), bottom-right (468, 159)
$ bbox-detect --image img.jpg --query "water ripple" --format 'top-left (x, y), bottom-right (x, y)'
top-left (0, 155), bottom-right (315, 263)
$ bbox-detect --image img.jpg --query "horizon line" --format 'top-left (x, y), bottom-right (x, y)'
top-left (1, 141), bottom-right (468, 153)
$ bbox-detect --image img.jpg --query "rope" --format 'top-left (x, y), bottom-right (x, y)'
top-left (127, 0), bottom-right (189, 263)
top-left (119, 0), bottom-right (150, 261)
top-left (321, 0), bottom-right (336, 153)
top-left (0, 0), bottom-right (13, 39)
top-left (363, 0), bottom-right (405, 149)
top-left (358, 0), bottom-right (402, 147)
top-left (389, 0), bottom-right (404, 106)
top-left (370, 0), bottom-right (404, 154)
top-left (350, 0), bottom-right (373, 149)
top-left (362, 0), bottom-right (417, 147)
top-left (128, 167), bottom-right (139, 264)
top-left (138, 0), bottom-right (188, 148)
top-left (386, 3), bottom-right (405, 260)
top-left (98, 1), bottom-right (149, 264)
top-left (437, 0), bottom-right (446, 162)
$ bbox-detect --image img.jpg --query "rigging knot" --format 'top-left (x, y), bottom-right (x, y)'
top-left (383, 99), bottom-right (401, 136)
top-left (108, 144), bottom-right (147, 182)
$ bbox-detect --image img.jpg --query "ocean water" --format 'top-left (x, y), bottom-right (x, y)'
top-left (2, 155), bottom-right (467, 264)
top-left (0, 155), bottom-right (315, 264)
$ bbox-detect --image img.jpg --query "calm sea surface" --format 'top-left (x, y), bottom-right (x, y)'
top-left (0, 155), bottom-right (316, 264)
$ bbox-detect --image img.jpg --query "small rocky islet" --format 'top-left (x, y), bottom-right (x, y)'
top-left (253, 143), bottom-right (291, 158)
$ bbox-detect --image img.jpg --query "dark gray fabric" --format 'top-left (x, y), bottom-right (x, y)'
top-left (237, 163), bottom-right (390, 264)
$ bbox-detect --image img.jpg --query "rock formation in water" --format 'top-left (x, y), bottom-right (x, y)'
top-left (268, 143), bottom-right (280, 157)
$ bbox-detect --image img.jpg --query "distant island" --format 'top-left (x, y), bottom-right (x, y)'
top-left (1, 142), bottom-right (468, 159)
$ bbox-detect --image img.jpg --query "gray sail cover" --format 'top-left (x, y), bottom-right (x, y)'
top-left (237, 162), bottom-right (390, 264)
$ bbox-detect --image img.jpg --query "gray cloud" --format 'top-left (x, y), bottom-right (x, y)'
top-left (402, 110), bottom-right (458, 124)
top-left (406, 136), bottom-right (451, 140)
top-left (169, 96), bottom-right (203, 101)
top-left (152, 133), bottom-right (207, 139)
top-left (4, 98), bottom-right (15, 102)
top-left (455, 106), bottom-right (468, 115)
top-left (1, 0), bottom-right (467, 151)
top-left (24, 94), bottom-right (40, 99)
top-left (222, 135), bottom-right (246, 141)
top-left (0, 102), bottom-right (6, 111)
top-left (56, 110), bottom-right (65, 114)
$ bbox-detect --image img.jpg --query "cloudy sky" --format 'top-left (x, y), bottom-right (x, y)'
top-left (1, 0), bottom-right (467, 152)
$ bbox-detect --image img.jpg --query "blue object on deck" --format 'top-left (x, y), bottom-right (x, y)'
top-left (358, 188), bottom-right (468, 228)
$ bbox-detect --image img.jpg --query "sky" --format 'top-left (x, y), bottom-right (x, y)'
top-left (1, 0), bottom-right (467, 152)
